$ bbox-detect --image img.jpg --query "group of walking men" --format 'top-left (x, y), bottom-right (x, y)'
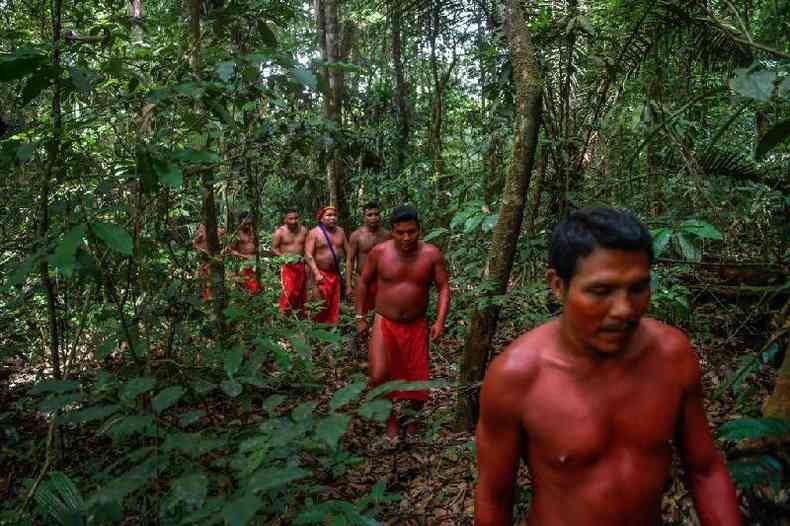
top-left (198, 204), bottom-right (742, 525)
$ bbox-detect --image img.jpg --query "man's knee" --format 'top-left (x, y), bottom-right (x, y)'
top-left (368, 366), bottom-right (388, 387)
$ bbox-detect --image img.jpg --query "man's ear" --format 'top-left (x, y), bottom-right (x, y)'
top-left (546, 269), bottom-right (566, 303)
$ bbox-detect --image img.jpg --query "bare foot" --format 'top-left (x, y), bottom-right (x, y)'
top-left (386, 415), bottom-right (400, 438)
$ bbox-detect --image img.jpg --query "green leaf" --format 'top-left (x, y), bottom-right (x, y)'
top-left (172, 148), bottom-right (221, 164)
top-left (357, 399), bottom-right (392, 422)
top-left (674, 233), bottom-right (700, 262)
top-left (365, 379), bottom-right (447, 401)
top-left (120, 376), bottom-right (157, 402)
top-left (152, 386), bottom-right (185, 414)
top-left (224, 347), bottom-right (245, 378)
top-left (291, 67), bottom-right (317, 91)
top-left (153, 160), bottom-right (182, 189)
top-left (68, 66), bottom-right (91, 95)
top-left (727, 455), bottom-right (784, 489)
top-left (422, 227), bottom-right (448, 242)
top-left (464, 215), bottom-right (484, 234)
top-left (179, 410), bottom-right (206, 427)
top-left (679, 219), bottom-right (722, 240)
top-left (221, 380), bottom-right (243, 398)
top-left (482, 214), bottom-right (498, 233)
top-left (261, 394), bottom-right (287, 414)
top-left (315, 414), bottom-right (351, 449)
top-left (50, 225), bottom-right (86, 277)
top-left (170, 473), bottom-right (208, 510)
top-left (755, 119), bottom-right (790, 160)
top-left (191, 379), bottom-right (216, 395)
top-left (222, 495), bottom-right (263, 526)
top-left (0, 48), bottom-right (47, 82)
top-left (308, 328), bottom-right (342, 345)
top-left (256, 20), bottom-right (278, 49)
top-left (215, 61), bottom-right (235, 82)
top-left (248, 466), bottom-right (311, 493)
top-left (57, 404), bottom-right (121, 425)
top-left (651, 228), bottom-right (672, 257)
top-left (329, 381), bottom-right (366, 412)
top-left (91, 222), bottom-right (133, 256)
top-left (31, 379), bottom-right (80, 395)
top-left (292, 401), bottom-right (318, 421)
top-left (21, 68), bottom-right (52, 106)
top-left (730, 69), bottom-right (776, 102)
top-left (719, 418), bottom-right (790, 441)
top-left (37, 392), bottom-right (83, 413)
top-left (104, 415), bottom-right (156, 440)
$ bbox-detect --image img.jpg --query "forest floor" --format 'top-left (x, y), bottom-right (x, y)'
top-left (2, 270), bottom-right (786, 525)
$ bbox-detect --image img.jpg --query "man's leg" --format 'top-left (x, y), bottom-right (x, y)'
top-left (368, 314), bottom-right (398, 437)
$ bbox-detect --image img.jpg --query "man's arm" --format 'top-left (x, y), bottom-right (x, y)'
top-left (354, 248), bottom-right (377, 334)
top-left (271, 228), bottom-right (283, 257)
top-left (475, 353), bottom-right (524, 526)
top-left (304, 229), bottom-right (323, 282)
top-left (675, 341), bottom-right (742, 526)
top-left (346, 231), bottom-right (358, 295)
top-left (430, 250), bottom-right (450, 341)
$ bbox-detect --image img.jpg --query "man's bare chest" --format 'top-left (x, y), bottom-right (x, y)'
top-left (522, 370), bottom-right (682, 466)
top-left (378, 258), bottom-right (433, 285)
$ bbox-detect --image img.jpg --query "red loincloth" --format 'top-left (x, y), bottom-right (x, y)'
top-left (362, 281), bottom-right (378, 314)
top-left (377, 316), bottom-right (430, 401)
top-left (313, 269), bottom-right (340, 324)
top-left (279, 262), bottom-right (307, 313)
top-left (240, 267), bottom-right (259, 295)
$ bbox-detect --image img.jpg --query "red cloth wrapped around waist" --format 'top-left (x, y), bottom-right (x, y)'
top-left (378, 315), bottom-right (430, 401)
top-left (280, 262), bottom-right (307, 312)
top-left (313, 269), bottom-right (340, 324)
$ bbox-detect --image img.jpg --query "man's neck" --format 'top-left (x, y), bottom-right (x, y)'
top-left (286, 224), bottom-right (299, 233)
top-left (365, 224), bottom-right (379, 233)
top-left (321, 223), bottom-right (336, 232)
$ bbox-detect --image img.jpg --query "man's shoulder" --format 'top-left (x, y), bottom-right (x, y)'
top-left (486, 322), bottom-right (557, 386)
top-left (419, 242), bottom-right (444, 260)
top-left (641, 318), bottom-right (694, 357)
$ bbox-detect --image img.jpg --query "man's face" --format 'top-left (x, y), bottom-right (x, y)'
top-left (550, 247), bottom-right (651, 355)
top-left (391, 220), bottom-right (420, 253)
top-left (321, 209), bottom-right (338, 227)
top-left (285, 213), bottom-right (300, 228)
top-left (363, 208), bottom-right (381, 228)
top-left (239, 217), bottom-right (253, 233)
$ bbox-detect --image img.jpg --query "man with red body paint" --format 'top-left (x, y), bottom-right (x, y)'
top-left (355, 206), bottom-right (450, 437)
top-left (348, 201), bottom-right (390, 313)
top-left (228, 212), bottom-right (260, 295)
top-left (192, 223), bottom-right (225, 300)
top-left (272, 208), bottom-right (308, 314)
top-left (475, 208), bottom-right (741, 526)
top-left (305, 206), bottom-right (349, 324)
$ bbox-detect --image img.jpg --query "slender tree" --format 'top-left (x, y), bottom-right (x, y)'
top-left (455, 0), bottom-right (543, 431)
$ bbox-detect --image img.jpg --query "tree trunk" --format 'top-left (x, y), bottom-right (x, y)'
top-left (455, 0), bottom-right (543, 432)
top-left (191, 0), bottom-right (227, 344)
top-left (39, 0), bottom-right (64, 379)
top-left (391, 4), bottom-right (409, 194)
top-left (762, 298), bottom-right (790, 419)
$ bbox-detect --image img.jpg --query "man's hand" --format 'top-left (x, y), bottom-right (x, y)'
top-left (314, 272), bottom-right (324, 284)
top-left (430, 321), bottom-right (444, 341)
top-left (346, 284), bottom-right (353, 300)
top-left (355, 318), bottom-right (368, 336)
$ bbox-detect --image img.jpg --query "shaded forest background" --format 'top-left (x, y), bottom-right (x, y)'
top-left (0, 0), bottom-right (788, 524)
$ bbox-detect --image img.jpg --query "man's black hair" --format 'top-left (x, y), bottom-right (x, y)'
top-left (238, 211), bottom-right (254, 223)
top-left (390, 205), bottom-right (420, 228)
top-left (284, 207), bottom-right (299, 216)
top-left (549, 207), bottom-right (653, 283)
top-left (363, 201), bottom-right (380, 212)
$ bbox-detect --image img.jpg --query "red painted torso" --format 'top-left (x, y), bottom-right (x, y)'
top-left (374, 241), bottom-right (439, 322)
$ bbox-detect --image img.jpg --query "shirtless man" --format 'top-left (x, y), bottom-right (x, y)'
top-left (192, 223), bottom-right (224, 300)
top-left (228, 212), bottom-right (259, 295)
top-left (355, 206), bottom-right (450, 437)
top-left (272, 208), bottom-right (308, 314)
top-left (475, 208), bottom-right (741, 526)
top-left (305, 206), bottom-right (350, 324)
top-left (348, 201), bottom-right (390, 311)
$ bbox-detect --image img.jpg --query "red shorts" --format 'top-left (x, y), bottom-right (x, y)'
top-left (240, 267), bottom-right (259, 295)
top-left (362, 281), bottom-right (378, 314)
top-left (313, 269), bottom-right (340, 324)
top-left (377, 316), bottom-right (430, 401)
top-left (279, 262), bottom-right (307, 313)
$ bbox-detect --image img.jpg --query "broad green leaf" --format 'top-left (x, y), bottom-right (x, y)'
top-left (357, 399), bottom-right (392, 422)
top-left (50, 225), bottom-right (86, 277)
top-left (57, 404), bottom-right (121, 425)
top-left (31, 379), bottom-right (80, 395)
top-left (315, 414), bottom-right (351, 449)
top-left (727, 455), bottom-right (783, 489)
top-left (482, 213), bottom-right (498, 233)
top-left (215, 61), bottom-right (235, 82)
top-left (170, 473), bottom-right (208, 510)
top-left (679, 219), bottom-right (722, 240)
top-left (172, 148), bottom-right (221, 163)
top-left (91, 222), bottom-right (133, 256)
top-left (37, 392), bottom-right (83, 413)
top-left (261, 394), bottom-right (287, 414)
top-left (365, 379), bottom-right (447, 401)
top-left (153, 160), bottom-right (182, 189)
top-left (247, 466), bottom-right (310, 493)
top-left (422, 227), bottom-right (448, 242)
top-left (179, 410), bottom-right (206, 427)
top-left (0, 48), bottom-right (47, 81)
top-left (16, 143), bottom-right (35, 161)
top-left (224, 347), bottom-right (245, 378)
top-left (674, 233), bottom-right (700, 262)
top-left (730, 69), bottom-right (776, 102)
top-left (88, 458), bottom-right (163, 504)
top-left (651, 228), bottom-right (672, 257)
top-left (755, 119), bottom-right (790, 160)
top-left (152, 386), bottom-right (185, 414)
top-left (464, 215), bottom-right (484, 235)
top-left (104, 415), bottom-right (155, 440)
top-left (21, 68), bottom-right (52, 106)
top-left (120, 376), bottom-right (156, 402)
top-left (68, 66), bottom-right (91, 95)
top-left (308, 328), bottom-right (342, 344)
top-left (292, 401), bottom-right (318, 421)
top-left (221, 379), bottom-right (243, 398)
top-left (291, 67), bottom-right (317, 91)
top-left (329, 381), bottom-right (366, 411)
top-left (719, 417), bottom-right (790, 441)
top-left (256, 20), bottom-right (278, 49)
top-left (222, 495), bottom-right (263, 526)
top-left (191, 379), bottom-right (216, 395)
